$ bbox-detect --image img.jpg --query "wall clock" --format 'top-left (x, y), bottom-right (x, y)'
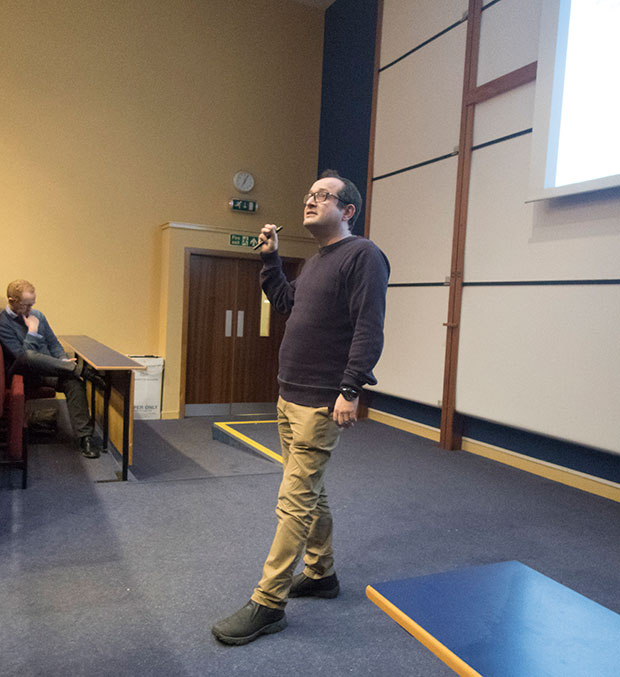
top-left (233, 171), bottom-right (255, 193)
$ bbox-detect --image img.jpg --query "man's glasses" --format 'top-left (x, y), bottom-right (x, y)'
top-left (303, 190), bottom-right (349, 205)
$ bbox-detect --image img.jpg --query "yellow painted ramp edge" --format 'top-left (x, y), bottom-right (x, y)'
top-left (213, 420), bottom-right (282, 464)
top-left (366, 585), bottom-right (483, 677)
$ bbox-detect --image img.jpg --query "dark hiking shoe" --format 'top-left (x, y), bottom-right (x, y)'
top-left (211, 600), bottom-right (287, 645)
top-left (80, 436), bottom-right (100, 459)
top-left (289, 573), bottom-right (340, 599)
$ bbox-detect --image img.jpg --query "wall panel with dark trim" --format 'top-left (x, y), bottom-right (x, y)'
top-left (364, 0), bottom-right (620, 459)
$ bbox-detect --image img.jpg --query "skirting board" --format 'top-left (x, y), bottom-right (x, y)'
top-left (367, 408), bottom-right (620, 504)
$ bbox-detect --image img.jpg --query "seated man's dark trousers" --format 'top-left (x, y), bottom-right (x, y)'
top-left (14, 350), bottom-right (94, 439)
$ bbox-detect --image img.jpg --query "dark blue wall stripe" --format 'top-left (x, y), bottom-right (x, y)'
top-left (464, 279), bottom-right (620, 287)
top-left (379, 0), bottom-right (502, 75)
top-left (461, 415), bottom-right (620, 484)
top-left (472, 128), bottom-right (532, 151)
top-left (373, 128), bottom-right (531, 183)
top-left (388, 279), bottom-right (620, 288)
top-left (482, 0), bottom-right (503, 11)
top-left (366, 391), bottom-right (620, 484)
top-left (318, 0), bottom-right (378, 237)
top-left (379, 18), bottom-right (466, 73)
top-left (373, 151), bottom-right (458, 182)
top-left (389, 282), bottom-right (447, 288)
top-left (367, 391), bottom-right (443, 429)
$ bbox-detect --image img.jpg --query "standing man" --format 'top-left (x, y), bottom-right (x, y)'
top-left (0, 279), bottom-right (101, 458)
top-left (212, 170), bottom-right (390, 645)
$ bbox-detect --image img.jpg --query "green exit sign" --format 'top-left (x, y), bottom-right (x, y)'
top-left (230, 233), bottom-right (260, 248)
top-left (229, 198), bottom-right (258, 213)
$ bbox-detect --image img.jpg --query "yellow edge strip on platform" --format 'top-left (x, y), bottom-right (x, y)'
top-left (218, 420), bottom-right (278, 425)
top-left (214, 421), bottom-right (282, 464)
top-left (367, 408), bottom-right (620, 504)
top-left (366, 585), bottom-right (483, 677)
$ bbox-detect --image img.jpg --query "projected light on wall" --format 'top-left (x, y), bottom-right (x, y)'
top-left (529, 0), bottom-right (620, 201)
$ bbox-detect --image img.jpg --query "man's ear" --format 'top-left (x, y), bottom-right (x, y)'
top-left (342, 204), bottom-right (356, 223)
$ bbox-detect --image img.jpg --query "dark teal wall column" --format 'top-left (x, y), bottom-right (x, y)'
top-left (318, 0), bottom-right (378, 236)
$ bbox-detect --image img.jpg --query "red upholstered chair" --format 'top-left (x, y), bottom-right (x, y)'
top-left (0, 343), bottom-right (8, 423)
top-left (0, 346), bottom-right (4, 420)
top-left (0, 343), bottom-right (56, 411)
top-left (0, 373), bottom-right (27, 488)
top-left (0, 344), bottom-right (55, 489)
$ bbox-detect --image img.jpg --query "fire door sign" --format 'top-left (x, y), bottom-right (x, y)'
top-left (229, 233), bottom-right (259, 248)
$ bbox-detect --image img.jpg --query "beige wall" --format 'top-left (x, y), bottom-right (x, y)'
top-left (1, 0), bottom-right (324, 355)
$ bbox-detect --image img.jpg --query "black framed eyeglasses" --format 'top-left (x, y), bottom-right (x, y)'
top-left (303, 190), bottom-right (349, 205)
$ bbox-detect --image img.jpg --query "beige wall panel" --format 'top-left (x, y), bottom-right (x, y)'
top-left (380, 0), bottom-right (468, 68)
top-left (374, 23), bottom-right (466, 177)
top-left (473, 81), bottom-right (535, 147)
top-left (370, 286), bottom-right (448, 407)
top-left (456, 285), bottom-right (620, 454)
top-left (466, 135), bottom-right (620, 282)
top-left (0, 0), bottom-right (323, 362)
top-left (478, 0), bottom-right (542, 85)
top-left (369, 156), bottom-right (457, 283)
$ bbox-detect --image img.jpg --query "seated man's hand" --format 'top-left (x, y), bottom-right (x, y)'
top-left (24, 313), bottom-right (39, 334)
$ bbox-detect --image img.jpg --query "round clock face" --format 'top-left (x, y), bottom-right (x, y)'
top-left (233, 171), bottom-right (255, 193)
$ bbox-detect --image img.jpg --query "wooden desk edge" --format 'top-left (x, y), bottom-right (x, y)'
top-left (59, 336), bottom-right (147, 371)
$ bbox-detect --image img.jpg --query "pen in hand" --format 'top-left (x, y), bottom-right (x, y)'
top-left (253, 226), bottom-right (283, 250)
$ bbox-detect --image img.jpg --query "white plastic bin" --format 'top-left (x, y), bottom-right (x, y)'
top-left (129, 355), bottom-right (164, 420)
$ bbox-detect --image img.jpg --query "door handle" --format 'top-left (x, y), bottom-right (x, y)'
top-left (225, 310), bottom-right (233, 337)
top-left (237, 310), bottom-right (244, 337)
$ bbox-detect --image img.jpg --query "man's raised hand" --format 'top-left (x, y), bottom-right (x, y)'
top-left (24, 314), bottom-right (39, 334)
top-left (257, 224), bottom-right (280, 253)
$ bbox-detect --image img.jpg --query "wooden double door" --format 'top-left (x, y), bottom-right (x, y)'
top-left (184, 251), bottom-right (300, 416)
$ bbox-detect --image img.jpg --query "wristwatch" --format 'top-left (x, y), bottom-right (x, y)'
top-left (339, 386), bottom-right (361, 401)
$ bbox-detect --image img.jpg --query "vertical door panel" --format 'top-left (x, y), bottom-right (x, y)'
top-left (185, 255), bottom-right (237, 405)
top-left (232, 259), bottom-right (279, 403)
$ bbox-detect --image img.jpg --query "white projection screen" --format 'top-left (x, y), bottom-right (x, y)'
top-left (529, 0), bottom-right (620, 201)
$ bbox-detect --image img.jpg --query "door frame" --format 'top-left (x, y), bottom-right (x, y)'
top-left (179, 246), bottom-right (303, 418)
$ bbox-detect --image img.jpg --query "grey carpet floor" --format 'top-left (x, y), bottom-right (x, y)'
top-left (1, 415), bottom-right (619, 676)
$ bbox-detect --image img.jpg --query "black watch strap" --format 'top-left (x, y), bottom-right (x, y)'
top-left (339, 386), bottom-right (360, 401)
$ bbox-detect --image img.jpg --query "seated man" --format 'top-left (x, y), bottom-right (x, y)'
top-left (0, 279), bottom-right (101, 459)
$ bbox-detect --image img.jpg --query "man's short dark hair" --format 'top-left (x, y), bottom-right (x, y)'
top-left (319, 169), bottom-right (362, 226)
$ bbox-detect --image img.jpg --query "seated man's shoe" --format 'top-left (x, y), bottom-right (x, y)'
top-left (211, 600), bottom-right (287, 645)
top-left (289, 572), bottom-right (340, 599)
top-left (80, 436), bottom-right (100, 459)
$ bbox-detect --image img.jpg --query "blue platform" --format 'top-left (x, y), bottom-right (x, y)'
top-left (367, 561), bottom-right (620, 677)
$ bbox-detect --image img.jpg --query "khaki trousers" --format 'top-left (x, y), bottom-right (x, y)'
top-left (251, 396), bottom-right (342, 609)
